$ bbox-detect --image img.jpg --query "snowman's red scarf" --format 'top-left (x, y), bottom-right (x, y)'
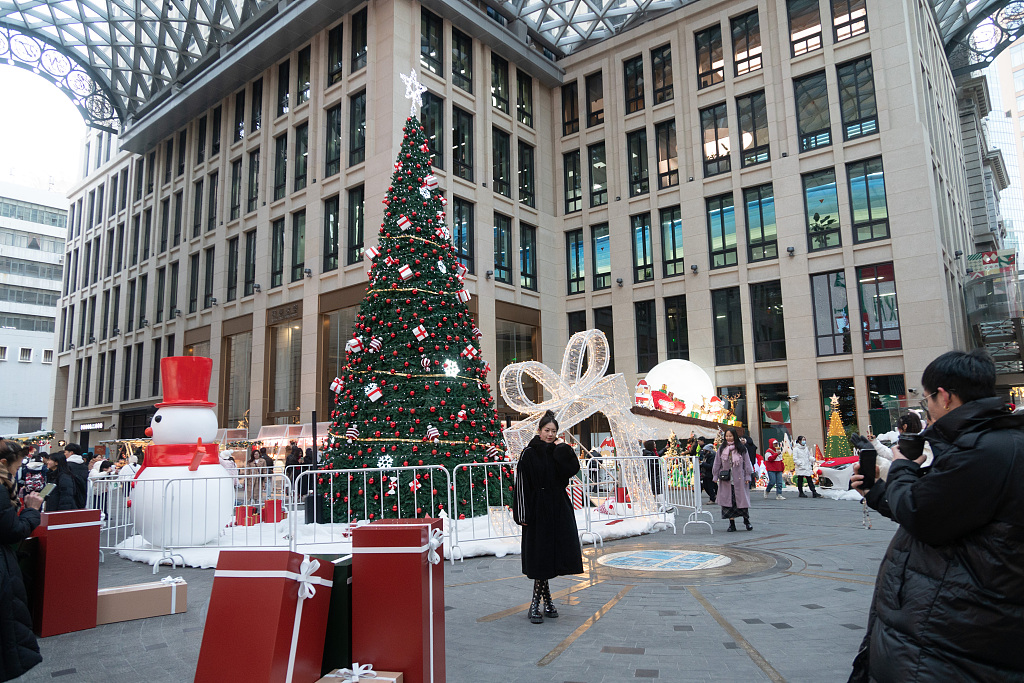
top-left (136, 441), bottom-right (221, 478)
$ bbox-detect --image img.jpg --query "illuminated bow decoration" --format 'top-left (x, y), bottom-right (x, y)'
top-left (296, 557), bottom-right (321, 600)
top-left (330, 663), bottom-right (376, 681)
top-left (427, 528), bottom-right (444, 565)
top-left (499, 329), bottom-right (652, 464)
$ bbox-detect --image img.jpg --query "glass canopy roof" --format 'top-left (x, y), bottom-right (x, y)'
top-left (0, 0), bottom-right (1020, 130)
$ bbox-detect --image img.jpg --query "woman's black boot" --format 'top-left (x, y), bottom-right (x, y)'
top-left (529, 580), bottom-right (544, 624)
top-left (744, 516), bottom-right (753, 531)
top-left (541, 580), bottom-right (558, 618)
top-left (727, 520), bottom-right (737, 532)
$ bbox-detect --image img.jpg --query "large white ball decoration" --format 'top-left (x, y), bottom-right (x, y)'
top-left (643, 359), bottom-right (715, 410)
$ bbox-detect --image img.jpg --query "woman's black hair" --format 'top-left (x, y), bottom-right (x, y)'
top-left (99, 460), bottom-right (113, 471)
top-left (718, 428), bottom-right (747, 455)
top-left (0, 440), bottom-right (17, 463)
top-left (796, 435), bottom-right (805, 443)
top-left (537, 410), bottom-right (559, 432)
top-left (921, 349), bottom-right (996, 404)
top-left (898, 412), bottom-right (923, 434)
top-left (49, 452), bottom-right (72, 477)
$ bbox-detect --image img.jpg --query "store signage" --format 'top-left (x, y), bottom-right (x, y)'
top-left (79, 422), bottom-right (105, 431)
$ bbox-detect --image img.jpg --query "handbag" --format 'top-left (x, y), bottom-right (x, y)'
top-left (719, 469), bottom-right (731, 482)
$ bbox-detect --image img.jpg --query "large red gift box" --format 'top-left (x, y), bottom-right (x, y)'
top-left (30, 509), bottom-right (101, 637)
top-left (352, 519), bottom-right (445, 683)
top-left (195, 550), bottom-right (334, 683)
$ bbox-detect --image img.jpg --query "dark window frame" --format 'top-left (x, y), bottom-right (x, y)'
top-left (294, 122), bottom-right (309, 192)
top-left (566, 228), bottom-right (585, 295)
top-left (661, 205), bottom-right (684, 277)
top-left (491, 53), bottom-right (510, 114)
top-left (832, 0), bottom-right (868, 42)
top-left (634, 300), bottom-right (658, 372)
top-left (631, 212), bottom-right (654, 283)
top-left (788, 0), bottom-right (823, 56)
top-left (492, 128), bottom-right (511, 197)
top-left (707, 192), bottom-right (738, 269)
top-left (518, 140), bottom-right (535, 207)
top-left (655, 119), bottom-right (678, 188)
top-left (493, 212), bottom-right (512, 284)
top-left (452, 197), bottom-right (475, 274)
top-left (651, 45), bottom-right (673, 104)
top-left (346, 185), bottom-right (365, 265)
top-left (750, 280), bottom-right (787, 361)
top-left (452, 28), bottom-right (473, 92)
top-left (591, 222), bottom-right (610, 291)
top-left (325, 104), bottom-right (342, 177)
top-left (737, 90), bottom-right (770, 166)
top-left (847, 155), bottom-right (889, 242)
top-left (795, 71), bottom-right (832, 152)
top-left (626, 128), bottom-right (650, 196)
top-left (420, 9), bottom-right (443, 75)
top-left (453, 107), bottom-right (474, 181)
top-left (624, 55), bottom-right (645, 113)
top-left (517, 69), bottom-right (534, 127)
top-left (270, 218), bottom-right (284, 288)
top-left (562, 81), bottom-right (580, 135)
top-left (520, 222), bottom-right (537, 291)
top-left (695, 24), bottom-right (725, 89)
top-left (744, 183), bottom-right (778, 261)
top-left (804, 168), bottom-right (842, 251)
top-left (564, 150), bottom-right (582, 214)
top-left (349, 90), bottom-right (366, 166)
top-left (664, 295), bottom-right (689, 360)
top-left (588, 142), bottom-right (607, 207)
top-left (323, 195), bottom-right (340, 272)
top-left (838, 56), bottom-right (878, 140)
top-left (811, 269), bottom-right (852, 356)
top-left (732, 10), bottom-right (762, 76)
top-left (712, 287), bottom-right (745, 366)
top-left (586, 72), bottom-right (604, 127)
top-left (273, 133), bottom-right (288, 201)
top-left (857, 262), bottom-right (902, 352)
top-left (700, 102), bottom-right (731, 177)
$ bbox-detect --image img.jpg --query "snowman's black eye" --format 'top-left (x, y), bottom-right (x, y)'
top-left (154, 415), bottom-right (162, 423)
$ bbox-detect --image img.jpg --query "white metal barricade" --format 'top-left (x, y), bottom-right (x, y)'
top-left (661, 453), bottom-right (714, 533)
top-left (448, 461), bottom-right (519, 561)
top-left (581, 455), bottom-right (676, 534)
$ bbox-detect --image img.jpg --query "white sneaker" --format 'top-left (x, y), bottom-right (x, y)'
top-left (763, 488), bottom-right (769, 498)
top-left (776, 494), bottom-right (786, 500)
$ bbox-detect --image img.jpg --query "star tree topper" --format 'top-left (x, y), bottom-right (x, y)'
top-left (401, 70), bottom-right (428, 115)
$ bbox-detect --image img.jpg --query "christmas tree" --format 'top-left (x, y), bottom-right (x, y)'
top-left (320, 73), bottom-right (511, 522)
top-left (823, 395), bottom-right (853, 461)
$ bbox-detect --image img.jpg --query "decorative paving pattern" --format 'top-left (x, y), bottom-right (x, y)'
top-left (597, 549), bottom-right (731, 572)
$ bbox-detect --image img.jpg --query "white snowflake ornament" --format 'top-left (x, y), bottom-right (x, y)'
top-left (443, 359), bottom-right (459, 377)
top-left (437, 260), bottom-right (446, 274)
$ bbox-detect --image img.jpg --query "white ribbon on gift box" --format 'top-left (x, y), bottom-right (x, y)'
top-left (213, 556), bottom-right (334, 683)
top-left (350, 527), bottom-right (443, 683)
top-left (327, 662), bottom-right (376, 681)
top-left (160, 576), bottom-right (185, 613)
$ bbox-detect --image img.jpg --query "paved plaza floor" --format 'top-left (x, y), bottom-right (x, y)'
top-left (20, 490), bottom-right (896, 682)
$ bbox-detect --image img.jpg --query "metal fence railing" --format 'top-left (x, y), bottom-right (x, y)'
top-left (661, 454), bottom-right (714, 534)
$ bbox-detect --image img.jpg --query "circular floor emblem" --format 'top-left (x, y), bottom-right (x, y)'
top-left (596, 549), bottom-right (732, 571)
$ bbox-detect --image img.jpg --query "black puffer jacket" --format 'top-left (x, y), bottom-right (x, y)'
top-left (0, 489), bottom-right (41, 681)
top-left (855, 398), bottom-right (1024, 682)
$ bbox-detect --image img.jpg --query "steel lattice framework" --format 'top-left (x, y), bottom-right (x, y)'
top-left (0, 0), bottom-right (1021, 130)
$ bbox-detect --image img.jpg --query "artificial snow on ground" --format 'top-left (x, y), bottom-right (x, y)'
top-left (818, 487), bottom-right (866, 501)
top-left (113, 508), bottom-right (677, 569)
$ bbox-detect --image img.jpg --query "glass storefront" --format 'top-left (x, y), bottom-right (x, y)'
top-left (268, 322), bottom-right (302, 424)
top-left (223, 331), bottom-right (252, 428)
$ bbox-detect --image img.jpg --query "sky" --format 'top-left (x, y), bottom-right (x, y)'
top-left (0, 66), bottom-right (87, 196)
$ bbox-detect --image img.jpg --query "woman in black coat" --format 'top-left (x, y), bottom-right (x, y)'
top-left (43, 453), bottom-right (79, 511)
top-left (0, 440), bottom-right (44, 680)
top-left (513, 411), bottom-right (584, 624)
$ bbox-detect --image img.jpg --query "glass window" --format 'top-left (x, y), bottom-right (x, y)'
top-left (494, 320), bottom-right (539, 414)
top-left (268, 322), bottom-right (302, 424)
top-left (493, 213), bottom-right (512, 283)
top-left (737, 91), bottom-right (770, 166)
top-left (848, 156), bottom-right (889, 242)
top-left (696, 25), bottom-right (724, 89)
top-left (274, 133), bottom-right (288, 201)
top-left (664, 295), bottom-right (688, 359)
top-left (562, 82), bottom-right (580, 135)
top-left (347, 185), bottom-right (365, 265)
top-left (196, 116), bottom-right (207, 164)
top-left (297, 46), bottom-right (311, 105)
top-left (226, 237), bottom-right (238, 301)
top-left (323, 195), bottom-right (339, 272)
top-left (244, 230), bottom-right (257, 296)
top-left (251, 79), bottom-right (262, 133)
top-left (661, 205), bottom-right (684, 277)
top-left (788, 0), bottom-right (822, 56)
top-left (517, 70), bottom-right (534, 127)
top-left (520, 223), bottom-right (537, 290)
top-left (206, 173), bottom-right (218, 232)
top-left (712, 287), bottom-right (744, 366)
top-left (212, 106), bottom-right (222, 156)
top-left (795, 71), bottom-right (831, 151)
top-left (759, 383), bottom-right (791, 451)
top-left (566, 229), bottom-right (585, 294)
top-left (651, 45), bottom-right (673, 104)
top-left (230, 159), bottom-right (242, 220)
top-left (452, 197), bottom-right (474, 273)
top-left (518, 141), bottom-right (535, 207)
top-left (491, 54), bottom-right (509, 113)
top-left (164, 140), bottom-right (173, 184)
top-left (492, 128), bottom-right (511, 197)
top-left (627, 129), bottom-right (650, 196)
top-left (277, 60), bottom-right (290, 117)
top-left (421, 9), bottom-right (443, 75)
top-left (291, 211), bottom-right (305, 282)
top-left (744, 183), bottom-right (777, 261)
top-left (203, 247), bottom-right (215, 308)
top-left (177, 130), bottom-right (187, 174)
top-left (294, 123), bottom-right (308, 191)
top-left (833, 0), bottom-right (867, 41)
top-left (192, 180), bottom-right (203, 237)
top-left (624, 56), bottom-right (645, 113)
top-left (270, 218), bottom-right (284, 288)
top-left (732, 10), bottom-right (762, 76)
top-left (707, 192), bottom-right (737, 269)
top-left (322, 306), bottom-right (359, 414)
top-left (453, 107), bottom-right (474, 181)
top-left (857, 262), bottom-right (901, 351)
top-left (586, 72), bottom-right (604, 127)
top-left (591, 223), bottom-right (610, 290)
top-left (568, 310), bottom-right (587, 336)
top-left (654, 120), bottom-right (678, 189)
top-left (594, 306), bottom-right (615, 373)
top-left (589, 143), bottom-right (607, 207)
top-left (820, 378), bottom-right (857, 435)
top-left (159, 198), bottom-right (169, 253)
top-left (632, 213), bottom-right (654, 283)
top-left (351, 9), bottom-right (367, 72)
top-left (349, 90), bottom-right (366, 166)
top-left (564, 150), bottom-right (582, 213)
top-left (188, 253), bottom-right (200, 312)
top-left (452, 28), bottom-right (473, 92)
top-left (700, 102), bottom-right (730, 177)
top-left (422, 92), bottom-right (443, 170)
top-left (147, 151), bottom-right (155, 193)
top-left (222, 331), bottom-right (252, 428)
top-left (327, 22), bottom-right (344, 86)
top-left (804, 168), bottom-right (841, 251)
top-left (247, 149), bottom-right (260, 213)
top-left (750, 281), bottom-right (786, 361)
top-left (838, 57), bottom-right (878, 140)
top-left (325, 105), bottom-right (342, 177)
top-left (867, 375), bottom-right (906, 434)
top-left (635, 300), bottom-right (658, 372)
top-left (811, 269), bottom-right (852, 355)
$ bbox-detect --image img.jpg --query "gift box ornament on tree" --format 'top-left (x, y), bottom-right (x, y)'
top-left (319, 71), bottom-right (510, 523)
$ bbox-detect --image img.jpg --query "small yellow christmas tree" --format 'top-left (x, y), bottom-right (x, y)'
top-left (824, 395), bottom-right (853, 460)
top-left (782, 433), bottom-right (795, 473)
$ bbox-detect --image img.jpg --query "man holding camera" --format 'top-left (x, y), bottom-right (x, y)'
top-left (849, 350), bottom-right (1024, 682)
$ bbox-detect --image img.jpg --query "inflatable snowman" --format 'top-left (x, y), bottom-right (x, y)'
top-left (131, 356), bottom-right (233, 547)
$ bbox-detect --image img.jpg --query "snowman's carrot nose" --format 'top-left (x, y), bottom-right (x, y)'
top-left (145, 427), bottom-right (153, 437)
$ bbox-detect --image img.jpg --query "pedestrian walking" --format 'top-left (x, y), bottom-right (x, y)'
top-left (512, 410), bottom-right (584, 624)
top-left (763, 438), bottom-right (785, 499)
top-left (792, 436), bottom-right (822, 498)
top-left (712, 428), bottom-right (753, 532)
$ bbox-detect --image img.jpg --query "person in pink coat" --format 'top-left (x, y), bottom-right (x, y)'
top-left (712, 428), bottom-right (754, 532)
top-left (764, 438), bottom-right (786, 499)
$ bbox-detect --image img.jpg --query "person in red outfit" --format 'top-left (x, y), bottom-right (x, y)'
top-left (763, 438), bottom-right (786, 499)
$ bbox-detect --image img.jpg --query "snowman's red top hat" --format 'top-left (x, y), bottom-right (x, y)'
top-left (155, 356), bottom-right (216, 408)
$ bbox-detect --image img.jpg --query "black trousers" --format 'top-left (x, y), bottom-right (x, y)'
top-left (700, 474), bottom-right (717, 501)
top-left (795, 475), bottom-right (817, 494)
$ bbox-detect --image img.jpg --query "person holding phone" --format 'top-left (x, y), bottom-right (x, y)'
top-left (0, 440), bottom-right (44, 680)
top-left (43, 453), bottom-right (80, 511)
top-left (848, 350), bottom-right (1024, 682)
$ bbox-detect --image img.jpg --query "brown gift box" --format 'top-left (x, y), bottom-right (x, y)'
top-left (96, 579), bottom-right (188, 625)
top-left (316, 670), bottom-right (403, 682)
